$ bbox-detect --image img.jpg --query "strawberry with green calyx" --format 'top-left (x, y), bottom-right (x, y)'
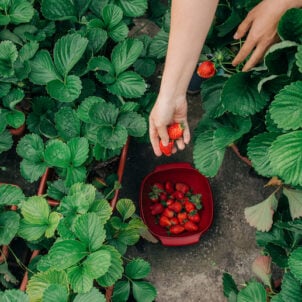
top-left (188, 210), bottom-right (201, 223)
top-left (159, 139), bottom-right (174, 156)
top-left (184, 200), bottom-right (196, 212)
top-left (167, 122), bottom-right (185, 140)
top-left (197, 61), bottom-right (216, 79)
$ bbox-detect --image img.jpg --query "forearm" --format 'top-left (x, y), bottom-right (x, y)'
top-left (159, 0), bottom-right (218, 100)
top-left (286, 0), bottom-right (302, 7)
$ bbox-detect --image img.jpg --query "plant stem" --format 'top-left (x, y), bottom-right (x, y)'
top-left (117, 95), bottom-right (125, 105)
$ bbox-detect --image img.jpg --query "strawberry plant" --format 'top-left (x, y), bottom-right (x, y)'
top-left (0, 182), bottom-right (157, 301)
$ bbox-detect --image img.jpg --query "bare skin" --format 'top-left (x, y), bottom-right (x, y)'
top-left (149, 0), bottom-right (302, 156)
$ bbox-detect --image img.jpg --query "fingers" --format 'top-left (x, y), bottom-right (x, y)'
top-left (233, 13), bottom-right (252, 40)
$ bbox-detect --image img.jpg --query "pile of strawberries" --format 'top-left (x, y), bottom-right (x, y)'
top-left (148, 180), bottom-right (203, 235)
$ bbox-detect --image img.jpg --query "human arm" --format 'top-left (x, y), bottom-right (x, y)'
top-left (149, 0), bottom-right (219, 156)
top-left (232, 0), bottom-right (302, 71)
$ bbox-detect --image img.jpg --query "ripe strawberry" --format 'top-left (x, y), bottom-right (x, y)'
top-left (170, 217), bottom-right (179, 225)
top-left (150, 203), bottom-right (164, 215)
top-left (175, 182), bottom-right (190, 194)
top-left (172, 191), bottom-right (184, 200)
top-left (197, 61), bottom-right (216, 79)
top-left (184, 221), bottom-right (199, 232)
top-left (168, 201), bottom-right (183, 213)
top-left (159, 215), bottom-right (172, 227)
top-left (184, 200), bottom-right (196, 212)
top-left (159, 140), bottom-right (174, 156)
top-left (152, 182), bottom-right (164, 191)
top-left (177, 212), bottom-right (188, 225)
top-left (167, 122), bottom-right (184, 140)
top-left (188, 211), bottom-right (201, 223)
top-left (164, 181), bottom-right (174, 194)
top-left (170, 225), bottom-right (185, 234)
top-left (162, 208), bottom-right (174, 218)
top-left (159, 192), bottom-right (168, 201)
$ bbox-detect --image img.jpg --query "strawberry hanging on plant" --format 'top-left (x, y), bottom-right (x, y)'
top-left (197, 61), bottom-right (216, 79)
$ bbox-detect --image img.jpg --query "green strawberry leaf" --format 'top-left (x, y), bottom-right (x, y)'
top-left (27, 270), bottom-right (69, 302)
top-left (44, 139), bottom-right (71, 168)
top-left (132, 281), bottom-right (157, 302)
top-left (221, 72), bottom-right (269, 116)
top-left (269, 81), bottom-right (302, 130)
top-left (0, 183), bottom-right (25, 206)
top-left (117, 111), bottom-right (147, 137)
top-left (0, 130), bottom-right (13, 154)
top-left (29, 50), bottom-right (60, 85)
top-left (149, 29), bottom-right (168, 59)
top-left (54, 33), bottom-right (88, 78)
top-left (74, 213), bottom-right (106, 252)
top-left (67, 137), bottom-right (89, 167)
top-left (67, 265), bottom-right (93, 294)
top-left (77, 96), bottom-right (106, 123)
top-left (73, 287), bottom-right (106, 302)
top-left (125, 259), bottom-right (151, 280)
top-left (283, 187), bottom-right (302, 219)
top-left (42, 284), bottom-right (68, 302)
top-left (108, 22), bottom-right (129, 42)
top-left (278, 8), bottom-right (302, 43)
top-left (48, 240), bottom-right (88, 270)
top-left (116, 199), bottom-right (136, 221)
top-left (16, 133), bottom-right (45, 162)
top-left (83, 249), bottom-right (111, 279)
top-left (89, 102), bottom-right (119, 125)
top-left (19, 159), bottom-right (48, 182)
top-left (193, 130), bottom-right (225, 177)
top-left (280, 272), bottom-right (302, 302)
top-left (0, 289), bottom-right (29, 302)
top-left (6, 0), bottom-right (34, 24)
top-left (114, 0), bottom-right (147, 17)
top-left (247, 132), bottom-right (279, 178)
top-left (222, 272), bottom-right (239, 298)
top-left (65, 166), bottom-right (87, 187)
top-left (264, 41), bottom-right (298, 74)
top-left (96, 245), bottom-right (123, 287)
top-left (102, 4), bottom-right (123, 28)
top-left (41, 0), bottom-right (77, 21)
top-left (296, 45), bottom-right (302, 73)
top-left (0, 40), bottom-right (18, 77)
top-left (269, 131), bottom-right (302, 186)
top-left (0, 211), bottom-right (20, 245)
top-left (107, 71), bottom-right (146, 98)
top-left (55, 107), bottom-right (81, 141)
top-left (288, 247), bottom-right (302, 283)
top-left (96, 124), bottom-right (128, 149)
top-left (111, 39), bottom-right (143, 75)
top-left (47, 75), bottom-right (82, 103)
top-left (244, 193), bottom-right (278, 232)
top-left (237, 282), bottom-right (267, 302)
top-left (111, 280), bottom-right (130, 302)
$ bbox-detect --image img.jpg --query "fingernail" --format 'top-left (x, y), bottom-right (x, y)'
top-left (233, 33), bottom-right (239, 39)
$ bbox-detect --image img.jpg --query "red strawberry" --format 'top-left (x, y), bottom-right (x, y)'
top-left (172, 191), bottom-right (184, 200)
top-left (159, 215), bottom-right (172, 227)
top-left (177, 212), bottom-right (188, 225)
top-left (150, 203), bottom-right (164, 215)
top-left (170, 225), bottom-right (185, 234)
top-left (159, 192), bottom-right (168, 201)
top-left (184, 221), bottom-right (199, 232)
top-left (184, 200), bottom-right (196, 212)
top-left (197, 61), bottom-right (216, 79)
top-left (170, 217), bottom-right (179, 225)
top-left (159, 140), bottom-right (174, 156)
top-left (168, 201), bottom-right (183, 213)
top-left (152, 182), bottom-right (164, 191)
top-left (188, 211), bottom-right (201, 223)
top-left (175, 182), bottom-right (190, 194)
top-left (164, 181), bottom-right (174, 194)
top-left (167, 122), bottom-right (184, 140)
top-left (162, 208), bottom-right (174, 218)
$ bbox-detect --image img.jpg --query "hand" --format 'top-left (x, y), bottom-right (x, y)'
top-left (232, 0), bottom-right (294, 71)
top-left (149, 95), bottom-right (190, 156)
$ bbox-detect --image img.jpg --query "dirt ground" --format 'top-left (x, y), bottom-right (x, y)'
top-left (120, 93), bottom-right (268, 302)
